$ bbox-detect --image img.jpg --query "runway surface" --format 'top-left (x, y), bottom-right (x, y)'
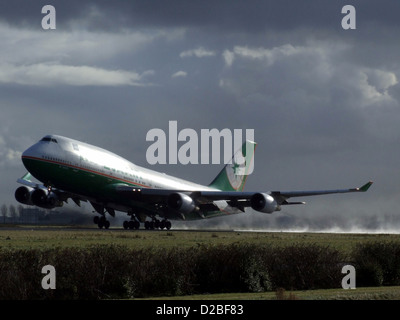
top-left (0, 224), bottom-right (243, 233)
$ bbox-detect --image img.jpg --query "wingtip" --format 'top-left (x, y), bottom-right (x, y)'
top-left (21, 172), bottom-right (33, 181)
top-left (358, 181), bottom-right (373, 192)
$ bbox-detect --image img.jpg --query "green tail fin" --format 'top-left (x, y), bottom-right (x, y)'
top-left (208, 140), bottom-right (257, 191)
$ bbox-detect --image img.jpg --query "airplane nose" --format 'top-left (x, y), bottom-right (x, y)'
top-left (21, 147), bottom-right (33, 170)
top-left (22, 145), bottom-right (36, 159)
top-left (21, 143), bottom-right (41, 172)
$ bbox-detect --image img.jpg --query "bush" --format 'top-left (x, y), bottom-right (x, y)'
top-left (193, 244), bottom-right (271, 294)
top-left (265, 244), bottom-right (343, 290)
top-left (124, 247), bottom-right (197, 298)
top-left (0, 242), bottom-right (348, 299)
top-left (0, 249), bottom-right (43, 299)
top-left (353, 242), bottom-right (400, 287)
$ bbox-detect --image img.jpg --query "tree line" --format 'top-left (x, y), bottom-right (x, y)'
top-left (1, 204), bottom-right (24, 222)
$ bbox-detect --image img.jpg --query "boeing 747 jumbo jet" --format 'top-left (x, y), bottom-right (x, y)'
top-left (15, 135), bottom-right (372, 230)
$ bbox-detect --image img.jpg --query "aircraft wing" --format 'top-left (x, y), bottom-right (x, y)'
top-left (269, 181), bottom-right (373, 205)
top-left (115, 181), bottom-right (373, 210)
top-left (17, 172), bottom-right (44, 189)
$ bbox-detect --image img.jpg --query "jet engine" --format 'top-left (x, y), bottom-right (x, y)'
top-left (250, 193), bottom-right (279, 214)
top-left (167, 192), bottom-right (196, 214)
top-left (15, 186), bottom-right (34, 205)
top-left (31, 188), bottom-right (63, 209)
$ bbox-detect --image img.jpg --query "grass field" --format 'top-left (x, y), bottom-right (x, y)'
top-left (144, 286), bottom-right (400, 300)
top-left (1, 225), bottom-right (400, 253)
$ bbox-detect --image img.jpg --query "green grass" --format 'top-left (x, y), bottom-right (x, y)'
top-left (140, 286), bottom-right (400, 300)
top-left (1, 226), bottom-right (400, 254)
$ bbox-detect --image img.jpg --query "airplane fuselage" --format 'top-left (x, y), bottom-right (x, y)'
top-left (20, 135), bottom-right (231, 222)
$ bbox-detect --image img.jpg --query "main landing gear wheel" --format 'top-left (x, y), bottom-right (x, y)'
top-left (144, 219), bottom-right (171, 230)
top-left (159, 220), bottom-right (172, 230)
top-left (93, 215), bottom-right (110, 229)
top-left (123, 220), bottom-right (140, 230)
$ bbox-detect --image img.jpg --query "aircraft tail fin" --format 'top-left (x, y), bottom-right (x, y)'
top-left (208, 140), bottom-right (256, 192)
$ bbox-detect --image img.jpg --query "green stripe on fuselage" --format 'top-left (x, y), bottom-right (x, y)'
top-left (22, 156), bottom-right (142, 204)
top-left (21, 157), bottom-right (230, 220)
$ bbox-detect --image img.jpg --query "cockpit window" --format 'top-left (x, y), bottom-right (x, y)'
top-left (40, 137), bottom-right (58, 143)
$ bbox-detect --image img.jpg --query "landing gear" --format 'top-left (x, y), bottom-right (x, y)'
top-left (91, 203), bottom-right (114, 229)
top-left (123, 219), bottom-right (140, 230)
top-left (144, 218), bottom-right (171, 230)
top-left (123, 211), bottom-right (141, 230)
top-left (93, 215), bottom-right (110, 229)
top-left (161, 220), bottom-right (172, 230)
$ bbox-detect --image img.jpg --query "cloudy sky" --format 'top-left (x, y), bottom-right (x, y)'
top-left (1, 0), bottom-right (399, 232)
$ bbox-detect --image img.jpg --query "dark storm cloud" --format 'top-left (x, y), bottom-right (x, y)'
top-left (1, 0), bottom-right (399, 33)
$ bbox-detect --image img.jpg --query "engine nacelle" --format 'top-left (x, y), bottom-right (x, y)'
top-left (31, 189), bottom-right (63, 209)
top-left (167, 192), bottom-right (196, 214)
top-left (15, 186), bottom-right (34, 205)
top-left (250, 193), bottom-right (279, 214)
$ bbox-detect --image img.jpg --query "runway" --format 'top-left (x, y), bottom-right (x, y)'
top-left (0, 224), bottom-right (242, 233)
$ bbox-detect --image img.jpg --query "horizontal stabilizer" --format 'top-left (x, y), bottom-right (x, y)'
top-left (283, 201), bottom-right (306, 205)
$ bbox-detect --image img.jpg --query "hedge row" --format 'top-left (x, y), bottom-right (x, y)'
top-left (353, 241), bottom-right (400, 287)
top-left (0, 243), bottom-right (345, 299)
top-left (1, 241), bottom-right (399, 299)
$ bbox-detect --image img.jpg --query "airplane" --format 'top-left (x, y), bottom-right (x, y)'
top-left (15, 134), bottom-right (373, 230)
